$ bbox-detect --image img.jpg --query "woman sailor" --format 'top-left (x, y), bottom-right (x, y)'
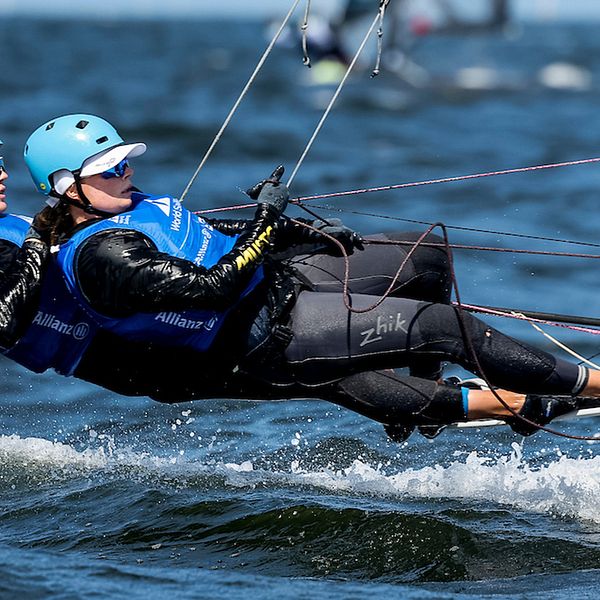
top-left (17, 114), bottom-right (600, 440)
top-left (0, 139), bottom-right (49, 351)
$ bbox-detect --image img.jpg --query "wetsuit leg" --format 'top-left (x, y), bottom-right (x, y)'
top-left (291, 231), bottom-right (452, 379)
top-left (291, 232), bottom-right (452, 302)
top-left (283, 291), bottom-right (587, 395)
top-left (322, 370), bottom-right (466, 426)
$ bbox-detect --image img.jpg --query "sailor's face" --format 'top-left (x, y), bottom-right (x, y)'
top-left (0, 163), bottom-right (8, 213)
top-left (79, 164), bottom-right (136, 215)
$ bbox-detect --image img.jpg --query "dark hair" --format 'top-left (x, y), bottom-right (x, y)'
top-left (34, 201), bottom-right (74, 246)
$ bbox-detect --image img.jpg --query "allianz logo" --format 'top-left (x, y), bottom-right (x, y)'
top-left (155, 312), bottom-right (217, 331)
top-left (32, 312), bottom-right (90, 341)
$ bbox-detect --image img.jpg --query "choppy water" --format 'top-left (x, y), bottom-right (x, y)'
top-left (2, 16), bottom-right (600, 599)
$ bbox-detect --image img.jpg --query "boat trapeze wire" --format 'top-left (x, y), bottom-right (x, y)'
top-left (300, 0), bottom-right (312, 67)
top-left (294, 156), bottom-right (600, 203)
top-left (308, 204), bottom-right (600, 250)
top-left (195, 155), bottom-right (600, 251)
top-left (179, 0), bottom-right (303, 203)
top-left (522, 318), bottom-right (600, 370)
top-left (459, 303), bottom-right (600, 336)
top-left (286, 0), bottom-right (392, 188)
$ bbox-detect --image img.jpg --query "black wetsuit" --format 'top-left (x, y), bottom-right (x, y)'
top-left (0, 238), bottom-right (48, 350)
top-left (70, 214), bottom-right (587, 429)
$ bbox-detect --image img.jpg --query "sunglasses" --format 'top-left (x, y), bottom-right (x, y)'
top-left (100, 158), bottom-right (129, 179)
top-left (0, 157), bottom-right (4, 175)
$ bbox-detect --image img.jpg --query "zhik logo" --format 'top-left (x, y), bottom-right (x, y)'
top-left (360, 313), bottom-right (408, 347)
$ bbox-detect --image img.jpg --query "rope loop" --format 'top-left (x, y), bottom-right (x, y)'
top-left (288, 218), bottom-right (600, 441)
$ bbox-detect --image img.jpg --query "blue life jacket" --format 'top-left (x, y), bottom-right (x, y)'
top-left (5, 258), bottom-right (96, 375)
top-left (0, 213), bottom-right (95, 374)
top-left (0, 213), bottom-right (88, 373)
top-left (6, 194), bottom-right (263, 376)
top-left (0, 213), bottom-right (31, 247)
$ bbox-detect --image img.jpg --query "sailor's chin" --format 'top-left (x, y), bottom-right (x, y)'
top-left (0, 199), bottom-right (8, 214)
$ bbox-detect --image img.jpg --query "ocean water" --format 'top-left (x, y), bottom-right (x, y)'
top-left (2, 16), bottom-right (600, 599)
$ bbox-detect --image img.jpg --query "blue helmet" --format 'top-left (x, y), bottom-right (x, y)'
top-left (24, 114), bottom-right (126, 196)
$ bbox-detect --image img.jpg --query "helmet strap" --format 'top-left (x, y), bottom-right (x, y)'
top-left (66, 175), bottom-right (116, 219)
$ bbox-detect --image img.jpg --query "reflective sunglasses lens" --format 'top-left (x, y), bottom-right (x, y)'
top-left (101, 159), bottom-right (129, 179)
top-left (116, 159), bottom-right (129, 177)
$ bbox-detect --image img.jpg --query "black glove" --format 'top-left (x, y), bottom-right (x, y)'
top-left (313, 218), bottom-right (364, 255)
top-left (246, 165), bottom-right (289, 217)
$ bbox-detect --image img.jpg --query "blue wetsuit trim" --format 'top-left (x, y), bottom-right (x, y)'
top-left (461, 387), bottom-right (469, 418)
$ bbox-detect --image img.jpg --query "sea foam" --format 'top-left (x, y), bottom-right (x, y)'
top-left (1, 435), bottom-right (599, 523)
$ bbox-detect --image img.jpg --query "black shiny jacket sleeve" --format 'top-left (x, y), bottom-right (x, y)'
top-left (0, 239), bottom-right (19, 274)
top-left (0, 239), bottom-right (49, 349)
top-left (76, 204), bottom-right (280, 318)
top-left (207, 215), bottom-right (332, 255)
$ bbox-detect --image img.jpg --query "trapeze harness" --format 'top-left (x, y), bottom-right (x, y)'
top-left (9, 194), bottom-right (263, 376)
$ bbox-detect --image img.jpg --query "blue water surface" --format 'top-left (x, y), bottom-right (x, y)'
top-left (1, 16), bottom-right (600, 600)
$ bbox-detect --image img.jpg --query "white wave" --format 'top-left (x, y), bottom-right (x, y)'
top-left (0, 434), bottom-right (110, 470)
top-left (2, 434), bottom-right (600, 523)
top-left (288, 443), bottom-right (600, 523)
top-left (0, 434), bottom-right (173, 472)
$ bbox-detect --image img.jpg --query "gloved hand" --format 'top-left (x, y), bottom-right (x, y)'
top-left (246, 165), bottom-right (289, 217)
top-left (313, 218), bottom-right (364, 256)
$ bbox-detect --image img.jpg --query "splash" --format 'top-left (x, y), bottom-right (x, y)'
top-left (0, 434), bottom-right (175, 474)
top-left (290, 443), bottom-right (600, 523)
top-left (2, 434), bottom-right (600, 523)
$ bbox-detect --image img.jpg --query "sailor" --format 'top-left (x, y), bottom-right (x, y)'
top-left (0, 140), bottom-right (49, 350)
top-left (19, 114), bottom-right (600, 440)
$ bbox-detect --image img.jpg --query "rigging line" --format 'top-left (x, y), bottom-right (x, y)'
top-left (371, 0), bottom-right (391, 77)
top-left (437, 223), bottom-right (600, 441)
top-left (179, 0), bottom-right (303, 203)
top-left (582, 351), bottom-right (600, 365)
top-left (459, 303), bottom-right (600, 329)
top-left (522, 318), bottom-right (600, 370)
top-left (290, 218), bottom-right (600, 439)
top-left (194, 183), bottom-right (600, 253)
top-left (458, 304), bottom-right (600, 337)
top-left (290, 218), bottom-right (438, 314)
top-left (308, 204), bottom-right (600, 249)
top-left (363, 239), bottom-right (600, 260)
top-left (286, 8), bottom-right (384, 188)
top-left (294, 156), bottom-right (600, 202)
top-left (195, 204), bottom-right (600, 258)
top-left (300, 0), bottom-right (312, 67)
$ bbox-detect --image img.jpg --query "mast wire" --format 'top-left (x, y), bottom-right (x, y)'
top-left (180, 0), bottom-right (303, 203)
